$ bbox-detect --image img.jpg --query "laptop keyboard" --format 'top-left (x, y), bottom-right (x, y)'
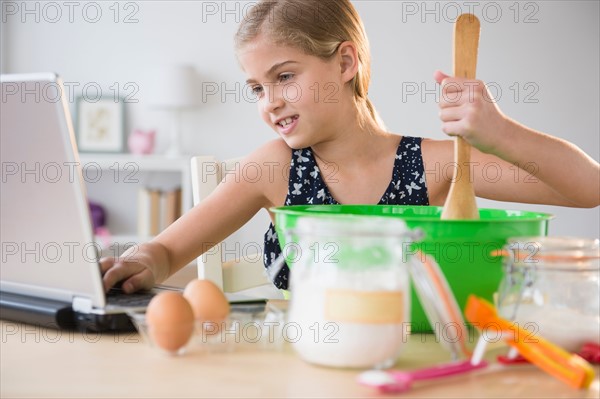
top-left (106, 287), bottom-right (156, 308)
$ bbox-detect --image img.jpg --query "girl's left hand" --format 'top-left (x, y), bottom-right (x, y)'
top-left (434, 70), bottom-right (509, 155)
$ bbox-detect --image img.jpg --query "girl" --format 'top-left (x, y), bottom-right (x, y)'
top-left (101, 0), bottom-right (599, 293)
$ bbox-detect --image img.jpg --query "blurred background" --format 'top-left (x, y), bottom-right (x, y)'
top-left (1, 0), bottom-right (598, 250)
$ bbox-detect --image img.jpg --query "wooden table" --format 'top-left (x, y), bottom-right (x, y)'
top-left (2, 316), bottom-right (599, 398)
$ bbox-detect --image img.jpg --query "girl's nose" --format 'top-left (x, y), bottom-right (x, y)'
top-left (263, 85), bottom-right (285, 114)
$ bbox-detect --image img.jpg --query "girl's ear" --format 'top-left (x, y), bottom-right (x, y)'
top-left (337, 41), bottom-right (359, 83)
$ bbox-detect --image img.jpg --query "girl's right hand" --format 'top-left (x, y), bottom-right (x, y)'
top-left (100, 242), bottom-right (170, 294)
top-left (434, 70), bottom-right (510, 156)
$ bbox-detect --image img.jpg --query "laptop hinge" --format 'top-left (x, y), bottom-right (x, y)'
top-left (72, 296), bottom-right (93, 313)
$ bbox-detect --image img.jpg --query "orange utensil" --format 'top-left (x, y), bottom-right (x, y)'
top-left (465, 295), bottom-right (595, 389)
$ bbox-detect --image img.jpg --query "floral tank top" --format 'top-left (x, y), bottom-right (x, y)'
top-left (263, 136), bottom-right (429, 289)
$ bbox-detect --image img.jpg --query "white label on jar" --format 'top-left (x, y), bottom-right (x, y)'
top-left (325, 289), bottom-right (404, 324)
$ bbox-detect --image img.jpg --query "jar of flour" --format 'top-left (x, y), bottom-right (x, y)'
top-left (496, 237), bottom-right (600, 352)
top-left (284, 216), bottom-right (422, 369)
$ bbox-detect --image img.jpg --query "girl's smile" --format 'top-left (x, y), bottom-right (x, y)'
top-left (274, 114), bottom-right (299, 135)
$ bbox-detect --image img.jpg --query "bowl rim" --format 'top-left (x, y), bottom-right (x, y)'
top-left (269, 205), bottom-right (555, 223)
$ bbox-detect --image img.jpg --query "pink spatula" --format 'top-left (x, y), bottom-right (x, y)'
top-left (358, 360), bottom-right (488, 394)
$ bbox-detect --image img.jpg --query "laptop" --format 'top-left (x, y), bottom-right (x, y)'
top-left (0, 73), bottom-right (265, 332)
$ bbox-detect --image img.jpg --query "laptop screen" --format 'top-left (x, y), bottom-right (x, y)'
top-left (1, 73), bottom-right (105, 308)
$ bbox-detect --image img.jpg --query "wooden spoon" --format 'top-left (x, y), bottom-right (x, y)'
top-left (441, 14), bottom-right (481, 220)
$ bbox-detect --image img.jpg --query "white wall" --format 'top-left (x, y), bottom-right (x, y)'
top-left (3, 1), bottom-right (599, 245)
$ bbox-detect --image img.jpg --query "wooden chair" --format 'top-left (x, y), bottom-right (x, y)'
top-left (190, 156), bottom-right (283, 299)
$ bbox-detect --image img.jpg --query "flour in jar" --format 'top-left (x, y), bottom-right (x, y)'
top-left (499, 303), bottom-right (600, 352)
top-left (288, 278), bottom-right (409, 369)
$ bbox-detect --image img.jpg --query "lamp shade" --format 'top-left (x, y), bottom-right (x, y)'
top-left (147, 64), bottom-right (198, 109)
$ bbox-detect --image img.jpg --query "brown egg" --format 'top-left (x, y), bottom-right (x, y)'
top-left (146, 291), bottom-right (194, 353)
top-left (183, 279), bottom-right (230, 324)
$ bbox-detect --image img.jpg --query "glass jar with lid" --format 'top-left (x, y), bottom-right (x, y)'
top-left (496, 236), bottom-right (600, 352)
top-left (284, 215), bottom-right (470, 369)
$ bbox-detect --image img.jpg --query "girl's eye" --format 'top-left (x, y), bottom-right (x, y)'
top-left (250, 85), bottom-right (263, 97)
top-left (279, 73), bottom-right (294, 83)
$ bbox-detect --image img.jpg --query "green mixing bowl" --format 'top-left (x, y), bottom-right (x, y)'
top-left (271, 205), bottom-right (553, 332)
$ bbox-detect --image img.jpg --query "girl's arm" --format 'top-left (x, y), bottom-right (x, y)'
top-left (430, 71), bottom-right (599, 208)
top-left (474, 119), bottom-right (599, 207)
top-left (424, 138), bottom-right (599, 207)
top-left (101, 139), bottom-right (290, 293)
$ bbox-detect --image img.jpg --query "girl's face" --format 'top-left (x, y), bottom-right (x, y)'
top-left (238, 35), bottom-right (352, 149)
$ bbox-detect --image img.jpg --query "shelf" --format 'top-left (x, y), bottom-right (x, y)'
top-left (81, 153), bottom-right (194, 240)
top-left (78, 153), bottom-right (190, 172)
top-left (106, 234), bottom-right (154, 244)
top-left (95, 234), bottom-right (154, 257)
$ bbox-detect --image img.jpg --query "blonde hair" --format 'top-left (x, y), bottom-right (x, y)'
top-left (235, 0), bottom-right (385, 131)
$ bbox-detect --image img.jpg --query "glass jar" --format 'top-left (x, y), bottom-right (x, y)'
top-left (284, 215), bottom-right (422, 369)
top-left (496, 236), bottom-right (600, 352)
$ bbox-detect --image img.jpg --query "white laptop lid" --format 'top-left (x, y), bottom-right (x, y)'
top-left (1, 73), bottom-right (106, 309)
